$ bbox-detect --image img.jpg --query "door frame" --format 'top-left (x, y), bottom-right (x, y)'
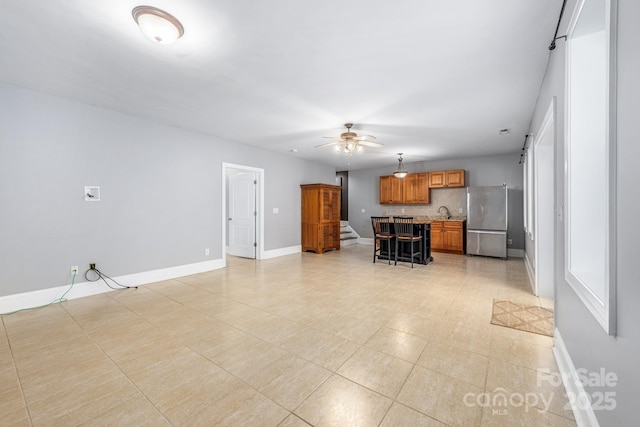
top-left (533, 98), bottom-right (557, 299)
top-left (336, 171), bottom-right (349, 222)
top-left (222, 162), bottom-right (265, 263)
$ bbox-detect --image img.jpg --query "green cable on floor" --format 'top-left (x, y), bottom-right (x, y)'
top-left (0, 271), bottom-right (77, 317)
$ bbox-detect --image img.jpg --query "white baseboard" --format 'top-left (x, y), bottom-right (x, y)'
top-left (358, 238), bottom-right (374, 245)
top-left (553, 328), bottom-right (600, 427)
top-left (507, 248), bottom-right (524, 258)
top-left (524, 251), bottom-right (535, 293)
top-left (261, 245), bottom-right (301, 259)
top-left (0, 259), bottom-right (225, 314)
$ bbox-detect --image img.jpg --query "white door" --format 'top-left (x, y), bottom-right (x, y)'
top-left (533, 101), bottom-right (555, 299)
top-left (228, 171), bottom-right (257, 258)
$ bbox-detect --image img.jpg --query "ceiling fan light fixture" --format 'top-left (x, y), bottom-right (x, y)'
top-left (316, 123), bottom-right (383, 154)
top-left (132, 5), bottom-right (184, 45)
top-left (393, 153), bottom-right (409, 178)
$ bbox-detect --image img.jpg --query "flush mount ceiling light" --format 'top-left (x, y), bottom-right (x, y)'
top-left (132, 5), bottom-right (184, 45)
top-left (393, 153), bottom-right (409, 178)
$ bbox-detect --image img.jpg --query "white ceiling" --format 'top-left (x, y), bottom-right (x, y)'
top-left (0, 0), bottom-right (562, 170)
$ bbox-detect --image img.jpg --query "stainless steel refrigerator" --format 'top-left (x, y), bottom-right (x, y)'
top-left (466, 185), bottom-right (508, 259)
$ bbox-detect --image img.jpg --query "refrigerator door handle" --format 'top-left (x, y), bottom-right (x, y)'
top-left (468, 230), bottom-right (506, 235)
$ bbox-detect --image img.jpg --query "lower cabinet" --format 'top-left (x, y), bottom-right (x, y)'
top-left (431, 223), bottom-right (444, 251)
top-left (430, 221), bottom-right (466, 254)
top-left (321, 223), bottom-right (340, 251)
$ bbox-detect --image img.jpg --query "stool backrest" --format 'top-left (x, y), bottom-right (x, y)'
top-left (393, 216), bottom-right (416, 237)
top-left (371, 216), bottom-right (393, 236)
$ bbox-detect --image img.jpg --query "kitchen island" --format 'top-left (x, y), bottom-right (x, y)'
top-left (376, 220), bottom-right (433, 265)
top-left (376, 216), bottom-right (467, 263)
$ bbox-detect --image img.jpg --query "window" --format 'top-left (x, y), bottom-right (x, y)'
top-left (565, 0), bottom-right (617, 335)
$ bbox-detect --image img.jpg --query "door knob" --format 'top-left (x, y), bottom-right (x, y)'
top-left (228, 218), bottom-right (232, 220)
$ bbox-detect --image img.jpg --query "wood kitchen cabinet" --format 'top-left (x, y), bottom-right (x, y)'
top-left (379, 175), bottom-right (404, 204)
top-left (379, 173), bottom-right (429, 204)
top-left (431, 222), bottom-right (445, 251)
top-left (430, 220), bottom-right (466, 254)
top-left (428, 169), bottom-right (466, 188)
top-left (301, 183), bottom-right (341, 254)
top-left (403, 173), bottom-right (430, 204)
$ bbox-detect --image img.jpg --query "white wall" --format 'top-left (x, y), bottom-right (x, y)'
top-left (527, 0), bottom-right (640, 424)
top-left (0, 83), bottom-right (335, 298)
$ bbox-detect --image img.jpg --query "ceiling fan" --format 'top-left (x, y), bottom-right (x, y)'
top-left (315, 123), bottom-right (384, 153)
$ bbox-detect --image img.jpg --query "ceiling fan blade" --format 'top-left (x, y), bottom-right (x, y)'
top-left (315, 141), bottom-right (340, 148)
top-left (356, 135), bottom-right (377, 141)
top-left (322, 136), bottom-right (341, 139)
top-left (359, 140), bottom-right (384, 147)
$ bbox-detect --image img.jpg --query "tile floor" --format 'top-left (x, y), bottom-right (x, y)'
top-left (0, 245), bottom-right (576, 426)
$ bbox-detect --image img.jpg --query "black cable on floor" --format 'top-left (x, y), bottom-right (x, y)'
top-left (85, 268), bottom-right (138, 290)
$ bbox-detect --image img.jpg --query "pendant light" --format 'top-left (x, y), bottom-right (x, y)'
top-left (132, 6), bottom-right (184, 45)
top-left (393, 153), bottom-right (408, 178)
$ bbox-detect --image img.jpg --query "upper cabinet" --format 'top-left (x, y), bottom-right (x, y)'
top-left (380, 172), bottom-right (430, 205)
top-left (403, 172), bottom-right (430, 204)
top-left (428, 169), bottom-right (465, 188)
top-left (379, 169), bottom-right (466, 205)
top-left (379, 175), bottom-right (404, 204)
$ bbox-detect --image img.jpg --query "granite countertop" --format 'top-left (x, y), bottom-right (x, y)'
top-left (383, 216), bottom-right (467, 223)
top-left (414, 215), bottom-right (467, 222)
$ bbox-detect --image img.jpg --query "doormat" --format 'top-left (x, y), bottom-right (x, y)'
top-left (490, 299), bottom-right (554, 337)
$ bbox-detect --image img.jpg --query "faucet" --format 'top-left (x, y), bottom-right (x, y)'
top-left (438, 206), bottom-right (451, 219)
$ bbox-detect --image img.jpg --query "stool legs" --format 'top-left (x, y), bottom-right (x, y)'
top-left (395, 238), bottom-right (418, 268)
top-left (394, 239), bottom-right (398, 266)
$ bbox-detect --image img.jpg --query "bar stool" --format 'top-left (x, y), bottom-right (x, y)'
top-left (393, 216), bottom-right (422, 268)
top-left (371, 217), bottom-right (395, 264)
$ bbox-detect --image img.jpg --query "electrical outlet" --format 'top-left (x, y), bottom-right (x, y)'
top-left (507, 239), bottom-right (513, 245)
top-left (71, 266), bottom-right (78, 274)
top-left (89, 263), bottom-right (96, 270)
top-left (205, 248), bottom-right (210, 256)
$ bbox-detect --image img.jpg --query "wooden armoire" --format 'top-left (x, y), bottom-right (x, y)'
top-left (300, 183), bottom-right (341, 254)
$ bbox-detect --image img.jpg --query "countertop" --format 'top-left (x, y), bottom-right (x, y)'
top-left (382, 216), bottom-right (466, 224)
